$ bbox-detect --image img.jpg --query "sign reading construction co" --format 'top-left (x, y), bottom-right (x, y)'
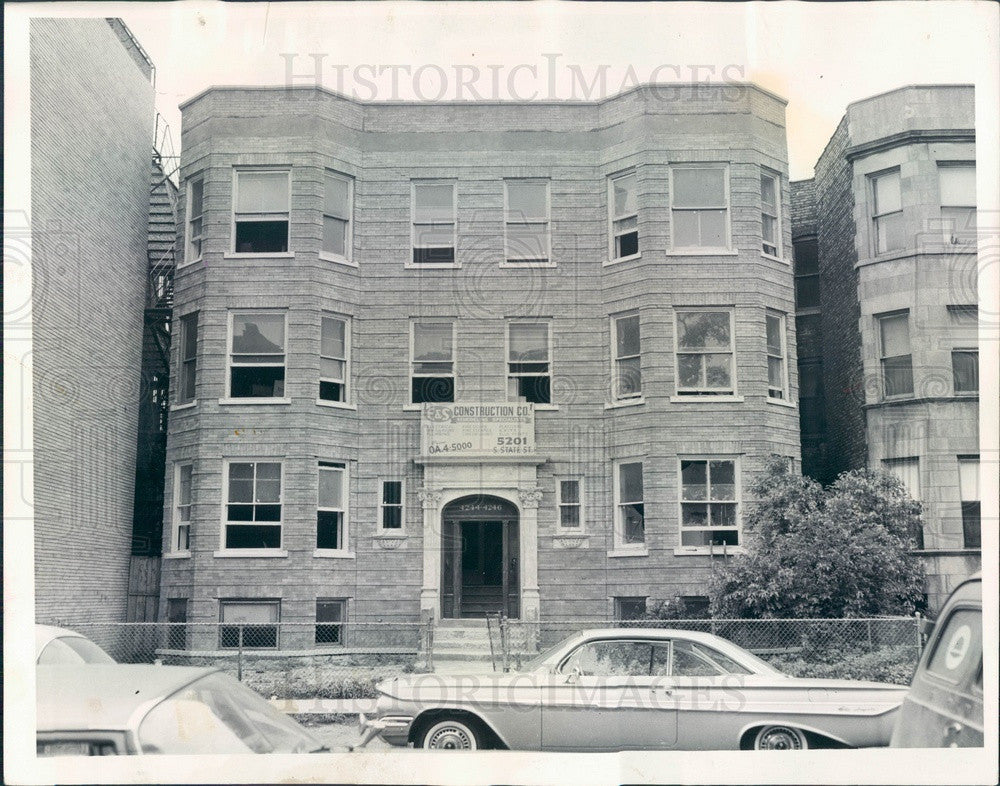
top-left (421, 403), bottom-right (535, 457)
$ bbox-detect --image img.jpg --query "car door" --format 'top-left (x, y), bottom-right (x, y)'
top-left (540, 639), bottom-right (677, 751)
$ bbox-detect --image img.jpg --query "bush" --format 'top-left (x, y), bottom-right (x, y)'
top-left (762, 645), bottom-right (918, 685)
top-left (245, 666), bottom-right (411, 699)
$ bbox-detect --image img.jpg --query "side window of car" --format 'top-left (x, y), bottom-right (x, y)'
top-left (651, 643), bottom-right (672, 676)
top-left (924, 607), bottom-right (982, 689)
top-left (561, 640), bottom-right (653, 677)
top-left (671, 640), bottom-right (725, 677)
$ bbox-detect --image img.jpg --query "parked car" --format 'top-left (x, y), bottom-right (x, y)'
top-left (37, 664), bottom-right (327, 755)
top-left (358, 628), bottom-right (907, 751)
top-left (35, 624), bottom-right (115, 665)
top-left (891, 573), bottom-right (983, 747)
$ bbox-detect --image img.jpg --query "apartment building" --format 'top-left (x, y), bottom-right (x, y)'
top-left (160, 83), bottom-right (800, 647)
top-left (792, 85), bottom-right (980, 610)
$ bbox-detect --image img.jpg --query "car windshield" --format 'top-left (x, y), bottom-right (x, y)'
top-left (138, 672), bottom-right (319, 755)
top-left (38, 636), bottom-right (115, 665)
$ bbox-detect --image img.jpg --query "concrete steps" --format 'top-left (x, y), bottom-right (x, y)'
top-left (431, 620), bottom-right (536, 674)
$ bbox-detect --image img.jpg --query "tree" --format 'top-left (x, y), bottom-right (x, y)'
top-left (709, 457), bottom-right (925, 618)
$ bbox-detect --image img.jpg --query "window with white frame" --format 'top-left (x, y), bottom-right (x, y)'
top-left (761, 170), bottom-right (781, 257)
top-left (680, 459), bottom-right (739, 548)
top-left (410, 322), bottom-right (455, 404)
top-left (670, 166), bottom-right (728, 249)
top-left (508, 321), bottom-right (552, 404)
top-left (220, 600), bottom-right (279, 649)
top-left (938, 163), bottom-right (976, 243)
top-left (675, 309), bottom-right (735, 395)
top-left (870, 169), bottom-right (903, 254)
top-left (379, 480), bottom-right (404, 530)
top-left (320, 315), bottom-right (349, 403)
top-left (765, 311), bottom-right (789, 400)
top-left (505, 180), bottom-right (550, 265)
top-left (411, 181), bottom-right (456, 265)
top-left (233, 170), bottom-right (290, 254)
top-left (958, 456), bottom-right (980, 549)
top-left (882, 455), bottom-right (923, 548)
top-left (315, 599), bottom-right (347, 645)
top-left (177, 312), bottom-right (198, 405)
top-left (612, 313), bottom-right (641, 401)
top-left (322, 171), bottom-right (353, 261)
top-left (877, 311), bottom-right (913, 398)
top-left (224, 461), bottom-right (282, 549)
top-left (228, 312), bottom-right (286, 399)
top-left (614, 461), bottom-right (645, 546)
top-left (186, 175), bottom-right (204, 262)
top-left (317, 461), bottom-right (347, 550)
top-left (172, 463), bottom-right (193, 552)
top-left (609, 172), bottom-right (639, 261)
top-left (557, 478), bottom-right (582, 529)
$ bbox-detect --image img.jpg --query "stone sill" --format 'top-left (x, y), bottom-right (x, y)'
top-left (213, 549), bottom-right (289, 558)
top-left (607, 547), bottom-right (650, 558)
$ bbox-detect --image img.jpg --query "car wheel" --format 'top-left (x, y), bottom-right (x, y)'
top-left (417, 717), bottom-right (483, 750)
top-left (753, 725), bottom-right (808, 750)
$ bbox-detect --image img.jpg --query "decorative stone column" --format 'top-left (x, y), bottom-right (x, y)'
top-left (418, 487), bottom-right (442, 620)
top-left (517, 486), bottom-right (543, 635)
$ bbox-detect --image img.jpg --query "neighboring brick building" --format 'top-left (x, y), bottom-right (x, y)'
top-left (160, 83), bottom-right (801, 647)
top-left (791, 85), bottom-right (980, 610)
top-left (31, 19), bottom-right (156, 625)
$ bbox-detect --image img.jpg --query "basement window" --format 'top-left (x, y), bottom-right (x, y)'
top-left (232, 170), bottom-right (290, 254)
top-left (228, 312), bottom-right (286, 398)
top-left (219, 600), bottom-right (279, 649)
top-left (508, 321), bottom-right (552, 404)
top-left (315, 599), bottom-right (347, 645)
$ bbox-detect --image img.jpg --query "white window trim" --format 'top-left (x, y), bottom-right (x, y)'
top-left (612, 459), bottom-right (647, 551)
top-left (229, 168), bottom-right (292, 256)
top-left (556, 477), bottom-right (584, 532)
top-left (869, 167), bottom-right (903, 256)
top-left (182, 174), bottom-right (204, 267)
top-left (610, 311), bottom-right (643, 403)
top-left (170, 462), bottom-right (193, 555)
top-left (506, 319), bottom-right (554, 405)
top-left (176, 312), bottom-right (198, 406)
top-left (765, 310), bottom-right (790, 402)
top-left (320, 170), bottom-right (356, 266)
top-left (937, 161), bottom-right (976, 245)
top-left (226, 309), bottom-right (289, 402)
top-left (218, 458), bottom-right (284, 553)
top-left (673, 307), bottom-right (737, 397)
top-left (316, 460), bottom-right (351, 555)
top-left (408, 179), bottom-right (459, 269)
top-left (760, 168), bottom-right (784, 261)
top-left (377, 478), bottom-right (406, 531)
top-left (951, 346), bottom-right (979, 395)
top-left (607, 170), bottom-right (640, 264)
top-left (668, 163), bottom-right (732, 253)
top-left (675, 455), bottom-right (743, 556)
top-left (876, 309), bottom-right (913, 401)
top-left (503, 178), bottom-right (553, 268)
top-left (320, 313), bottom-right (351, 406)
top-left (409, 320), bottom-right (457, 405)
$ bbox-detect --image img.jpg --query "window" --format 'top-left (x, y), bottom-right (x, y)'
top-left (322, 171), bottom-right (353, 261)
top-left (561, 640), bottom-right (656, 677)
top-left (177, 312), bottom-right (198, 405)
top-left (172, 463), bottom-right (193, 552)
top-left (766, 311), bottom-right (788, 400)
top-left (670, 166), bottom-right (728, 249)
top-left (233, 170), bottom-right (290, 254)
top-left (615, 461), bottom-right (645, 546)
top-left (680, 459), bottom-right (739, 548)
top-left (675, 309), bottom-right (734, 395)
top-left (320, 315), bottom-right (349, 403)
top-left (952, 349), bottom-right (979, 394)
top-left (224, 461), bottom-right (282, 549)
top-left (317, 462), bottom-right (347, 550)
top-left (871, 169), bottom-right (903, 254)
top-left (877, 311), bottom-right (913, 398)
top-left (614, 597), bottom-right (647, 621)
top-left (671, 640), bottom-right (752, 676)
top-left (186, 176), bottom-right (204, 262)
top-left (761, 170), bottom-right (781, 257)
top-left (793, 239), bottom-right (819, 309)
top-left (609, 172), bottom-right (639, 261)
top-left (557, 478), bottom-right (582, 529)
top-left (926, 607), bottom-right (982, 685)
top-left (507, 321), bottom-right (552, 404)
top-left (795, 313), bottom-right (822, 360)
top-left (505, 180), bottom-right (550, 265)
top-left (379, 480), bottom-right (404, 530)
top-left (958, 456), bottom-right (980, 549)
top-left (411, 181), bottom-right (456, 265)
top-left (410, 322), bottom-right (455, 403)
top-left (612, 313), bottom-right (642, 401)
top-left (166, 598), bottom-right (187, 650)
top-left (219, 601), bottom-right (279, 649)
top-left (228, 312), bottom-right (286, 399)
top-left (798, 362), bottom-right (826, 435)
top-left (938, 164), bottom-right (976, 243)
top-left (315, 599), bottom-right (346, 645)
top-left (883, 457), bottom-right (922, 547)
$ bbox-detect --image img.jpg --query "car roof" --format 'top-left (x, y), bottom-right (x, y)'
top-left (576, 627), bottom-right (733, 645)
top-left (35, 624), bottom-right (91, 656)
top-left (37, 664), bottom-right (220, 731)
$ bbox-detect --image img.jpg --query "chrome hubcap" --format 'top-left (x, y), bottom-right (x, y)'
top-left (427, 725), bottom-right (473, 750)
top-left (758, 727), bottom-right (803, 750)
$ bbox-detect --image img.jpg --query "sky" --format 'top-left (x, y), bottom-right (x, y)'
top-left (89, 0), bottom-right (1000, 181)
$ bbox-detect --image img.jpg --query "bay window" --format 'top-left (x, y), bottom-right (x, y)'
top-left (233, 170), bottom-right (290, 254)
